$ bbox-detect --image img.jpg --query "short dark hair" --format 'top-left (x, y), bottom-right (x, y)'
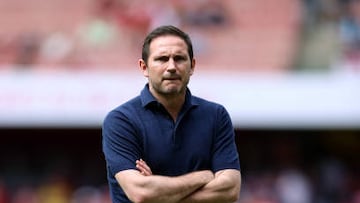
top-left (141, 25), bottom-right (194, 65)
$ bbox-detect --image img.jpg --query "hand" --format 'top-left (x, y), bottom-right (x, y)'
top-left (136, 159), bottom-right (153, 176)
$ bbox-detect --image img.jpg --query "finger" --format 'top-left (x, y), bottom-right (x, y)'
top-left (139, 159), bottom-right (152, 174)
top-left (137, 166), bottom-right (150, 176)
top-left (136, 159), bottom-right (152, 175)
top-left (138, 164), bottom-right (151, 175)
top-left (136, 160), bottom-right (150, 175)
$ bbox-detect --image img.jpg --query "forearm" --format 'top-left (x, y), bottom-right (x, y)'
top-left (179, 169), bottom-right (241, 203)
top-left (147, 170), bottom-right (214, 203)
top-left (116, 169), bottom-right (214, 203)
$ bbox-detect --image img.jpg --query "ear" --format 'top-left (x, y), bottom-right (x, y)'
top-left (139, 59), bottom-right (149, 77)
top-left (189, 58), bottom-right (195, 76)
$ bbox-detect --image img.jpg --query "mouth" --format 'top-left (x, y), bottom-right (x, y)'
top-left (163, 76), bottom-right (181, 81)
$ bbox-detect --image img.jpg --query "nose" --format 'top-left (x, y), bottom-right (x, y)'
top-left (167, 58), bottom-right (176, 72)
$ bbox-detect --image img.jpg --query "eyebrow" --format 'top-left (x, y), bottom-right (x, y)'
top-left (153, 53), bottom-right (188, 60)
top-left (154, 50), bottom-right (188, 57)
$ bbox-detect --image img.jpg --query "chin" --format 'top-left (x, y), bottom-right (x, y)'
top-left (164, 89), bottom-right (180, 95)
top-left (164, 84), bottom-right (180, 91)
top-left (161, 86), bottom-right (182, 95)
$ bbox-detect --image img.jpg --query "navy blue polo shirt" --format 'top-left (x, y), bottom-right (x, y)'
top-left (102, 84), bottom-right (240, 203)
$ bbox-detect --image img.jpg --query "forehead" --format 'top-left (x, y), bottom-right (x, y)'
top-left (149, 35), bottom-right (188, 55)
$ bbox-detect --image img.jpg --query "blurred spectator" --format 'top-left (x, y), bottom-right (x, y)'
top-left (0, 34), bottom-right (17, 65)
top-left (71, 185), bottom-right (105, 203)
top-left (70, 186), bottom-right (100, 203)
top-left (12, 185), bottom-right (39, 203)
top-left (147, 0), bottom-right (181, 31)
top-left (39, 32), bottom-right (74, 67)
top-left (240, 172), bottom-right (278, 203)
top-left (275, 169), bottom-right (312, 203)
top-left (316, 159), bottom-right (349, 203)
top-left (339, 0), bottom-right (360, 71)
top-left (174, 0), bottom-right (232, 28)
top-left (292, 0), bottom-right (342, 71)
top-left (36, 175), bottom-right (71, 203)
top-left (74, 0), bottom-right (122, 67)
top-left (77, 13), bottom-right (118, 49)
top-left (13, 33), bottom-right (41, 68)
top-left (113, 0), bottom-right (152, 47)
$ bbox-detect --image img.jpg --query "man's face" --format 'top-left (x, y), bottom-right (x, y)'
top-left (140, 35), bottom-right (195, 97)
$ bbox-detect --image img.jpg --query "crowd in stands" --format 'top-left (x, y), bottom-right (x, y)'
top-left (0, 0), bottom-right (301, 72)
top-left (0, 130), bottom-right (359, 203)
top-left (0, 159), bottom-right (359, 203)
top-left (1, 0), bottom-right (360, 72)
top-left (0, 179), bottom-right (111, 203)
top-left (292, 0), bottom-right (360, 72)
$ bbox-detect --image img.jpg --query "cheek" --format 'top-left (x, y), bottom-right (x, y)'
top-left (184, 66), bottom-right (193, 76)
top-left (148, 69), bottom-right (162, 80)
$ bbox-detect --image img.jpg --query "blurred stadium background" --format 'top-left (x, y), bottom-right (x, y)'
top-left (0, 0), bottom-right (359, 202)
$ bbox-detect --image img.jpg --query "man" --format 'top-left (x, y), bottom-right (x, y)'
top-left (102, 25), bottom-right (241, 203)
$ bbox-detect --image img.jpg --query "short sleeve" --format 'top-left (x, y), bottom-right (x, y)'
top-left (211, 105), bottom-right (240, 172)
top-left (102, 109), bottom-right (142, 176)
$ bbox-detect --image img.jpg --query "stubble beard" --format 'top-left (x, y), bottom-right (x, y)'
top-left (150, 78), bottom-right (189, 98)
top-left (158, 82), bottom-right (185, 96)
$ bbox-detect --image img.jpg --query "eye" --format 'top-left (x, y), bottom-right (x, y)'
top-left (174, 55), bottom-right (187, 62)
top-left (155, 56), bottom-right (169, 62)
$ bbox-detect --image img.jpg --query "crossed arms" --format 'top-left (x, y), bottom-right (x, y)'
top-left (115, 159), bottom-right (241, 203)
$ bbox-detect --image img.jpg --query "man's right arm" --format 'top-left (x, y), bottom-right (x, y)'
top-left (115, 169), bottom-right (214, 203)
